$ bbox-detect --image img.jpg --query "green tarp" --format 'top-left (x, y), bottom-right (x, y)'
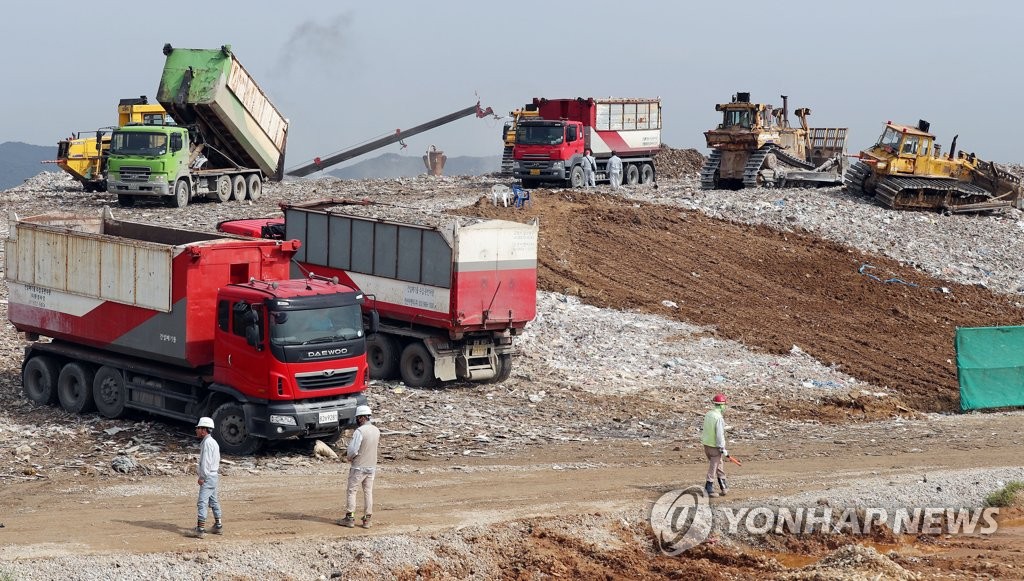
top-left (956, 326), bottom-right (1024, 411)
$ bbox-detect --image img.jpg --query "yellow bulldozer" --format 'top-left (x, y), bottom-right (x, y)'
top-left (845, 120), bottom-right (1024, 213)
top-left (499, 104), bottom-right (539, 176)
top-left (54, 96), bottom-right (167, 192)
top-left (700, 92), bottom-right (847, 190)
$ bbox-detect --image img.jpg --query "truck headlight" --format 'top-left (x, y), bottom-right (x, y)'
top-left (270, 414), bottom-right (297, 426)
top-left (512, 161), bottom-right (521, 170)
top-left (551, 161), bottom-right (564, 170)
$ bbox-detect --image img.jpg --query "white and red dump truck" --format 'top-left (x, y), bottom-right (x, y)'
top-left (5, 209), bottom-right (372, 455)
top-left (218, 199), bottom-right (539, 387)
top-left (512, 97), bottom-right (662, 188)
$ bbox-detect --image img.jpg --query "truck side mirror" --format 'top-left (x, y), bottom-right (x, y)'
top-left (368, 310), bottom-right (380, 335)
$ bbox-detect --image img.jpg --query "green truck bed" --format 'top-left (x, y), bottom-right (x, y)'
top-left (157, 45), bottom-right (288, 180)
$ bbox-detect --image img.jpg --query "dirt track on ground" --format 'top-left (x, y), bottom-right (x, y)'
top-left (458, 191), bottom-right (1024, 413)
top-left (3, 417), bottom-right (1023, 579)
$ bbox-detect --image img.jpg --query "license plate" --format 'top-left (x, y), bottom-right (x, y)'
top-left (319, 410), bottom-right (338, 424)
top-left (529, 169), bottom-right (540, 175)
top-left (470, 346), bottom-right (488, 357)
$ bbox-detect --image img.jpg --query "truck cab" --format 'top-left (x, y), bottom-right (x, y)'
top-left (107, 125), bottom-right (191, 201)
top-left (512, 119), bottom-right (585, 186)
top-left (213, 279), bottom-right (371, 450)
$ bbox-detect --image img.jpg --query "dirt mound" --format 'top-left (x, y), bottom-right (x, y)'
top-left (654, 147), bottom-right (706, 179)
top-left (457, 191), bottom-right (1024, 413)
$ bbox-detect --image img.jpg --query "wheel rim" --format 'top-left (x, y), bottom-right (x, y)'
top-left (25, 368), bottom-right (46, 400)
top-left (217, 177), bottom-right (232, 202)
top-left (220, 409), bottom-right (247, 446)
top-left (97, 376), bottom-right (120, 407)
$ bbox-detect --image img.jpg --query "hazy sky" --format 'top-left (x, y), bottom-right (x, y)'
top-left (3, 1), bottom-right (1021, 170)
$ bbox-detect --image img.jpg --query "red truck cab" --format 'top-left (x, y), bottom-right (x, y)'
top-left (213, 279), bottom-right (370, 449)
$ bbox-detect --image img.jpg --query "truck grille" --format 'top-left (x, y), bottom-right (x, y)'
top-left (295, 368), bottom-right (357, 390)
top-left (521, 153), bottom-right (551, 161)
top-left (120, 166), bottom-right (151, 181)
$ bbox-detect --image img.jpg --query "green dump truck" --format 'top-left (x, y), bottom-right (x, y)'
top-left (107, 44), bottom-right (288, 208)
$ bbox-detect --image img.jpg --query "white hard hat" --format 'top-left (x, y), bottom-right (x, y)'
top-left (355, 405), bottom-right (372, 418)
top-left (196, 416), bottom-right (215, 429)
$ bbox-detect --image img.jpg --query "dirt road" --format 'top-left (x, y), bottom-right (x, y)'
top-left (2, 413), bottom-right (1023, 578)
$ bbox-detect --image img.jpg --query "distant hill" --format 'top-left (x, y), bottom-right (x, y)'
top-left (327, 152), bottom-right (500, 179)
top-left (0, 142), bottom-right (59, 190)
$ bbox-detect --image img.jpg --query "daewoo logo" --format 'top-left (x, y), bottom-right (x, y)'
top-left (307, 348), bottom-right (347, 358)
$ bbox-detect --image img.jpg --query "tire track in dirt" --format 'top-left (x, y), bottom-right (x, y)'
top-left (457, 191), bottom-right (1024, 412)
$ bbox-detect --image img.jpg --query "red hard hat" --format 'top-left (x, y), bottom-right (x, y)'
top-left (712, 393), bottom-right (728, 404)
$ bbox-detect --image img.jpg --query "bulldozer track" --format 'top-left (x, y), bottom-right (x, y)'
top-left (741, 148), bottom-right (769, 187)
top-left (700, 149), bottom-right (722, 189)
top-left (874, 175), bottom-right (1000, 211)
top-left (844, 161), bottom-right (872, 197)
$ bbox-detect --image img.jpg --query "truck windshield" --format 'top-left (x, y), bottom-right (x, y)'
top-left (517, 124), bottom-right (564, 146)
top-left (878, 127), bottom-right (903, 150)
top-left (269, 305), bottom-right (363, 346)
top-left (110, 131), bottom-right (168, 156)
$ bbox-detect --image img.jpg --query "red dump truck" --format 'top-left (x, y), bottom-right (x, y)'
top-left (219, 199), bottom-right (539, 387)
top-left (512, 97), bottom-right (662, 188)
top-left (5, 210), bottom-right (371, 455)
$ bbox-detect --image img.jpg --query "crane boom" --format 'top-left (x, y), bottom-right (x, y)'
top-left (287, 103), bottom-right (492, 177)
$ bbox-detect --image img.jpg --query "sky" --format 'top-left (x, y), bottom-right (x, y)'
top-left (2, 0), bottom-right (1022, 170)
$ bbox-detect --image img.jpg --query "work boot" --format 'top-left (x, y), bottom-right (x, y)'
top-left (212, 520), bottom-right (224, 535)
top-left (337, 513), bottom-right (356, 528)
top-left (361, 515), bottom-right (372, 529)
top-left (704, 481), bottom-right (718, 498)
top-left (718, 477), bottom-right (729, 497)
top-left (191, 526), bottom-right (206, 539)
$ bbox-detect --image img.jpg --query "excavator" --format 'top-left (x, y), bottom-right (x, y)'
top-left (845, 120), bottom-right (1024, 213)
top-left (51, 96), bottom-right (167, 192)
top-left (287, 102), bottom-right (495, 177)
top-left (700, 92), bottom-right (847, 190)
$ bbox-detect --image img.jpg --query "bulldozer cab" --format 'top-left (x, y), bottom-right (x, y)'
top-left (869, 123), bottom-right (935, 175)
top-left (722, 107), bottom-right (755, 129)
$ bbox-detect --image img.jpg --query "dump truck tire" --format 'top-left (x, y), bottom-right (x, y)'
top-left (246, 174), bottom-right (262, 201)
top-left (570, 166), bottom-right (585, 188)
top-left (215, 176), bottom-right (232, 202)
top-left (367, 334), bottom-right (399, 380)
top-left (212, 401), bottom-right (265, 456)
top-left (231, 175), bottom-right (246, 201)
top-left (92, 366), bottom-right (128, 419)
top-left (168, 179), bottom-right (190, 208)
top-left (625, 164), bottom-right (640, 185)
top-left (23, 356), bottom-right (60, 405)
top-left (400, 342), bottom-right (437, 388)
top-left (640, 164), bottom-right (655, 184)
top-left (57, 362), bottom-right (96, 414)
